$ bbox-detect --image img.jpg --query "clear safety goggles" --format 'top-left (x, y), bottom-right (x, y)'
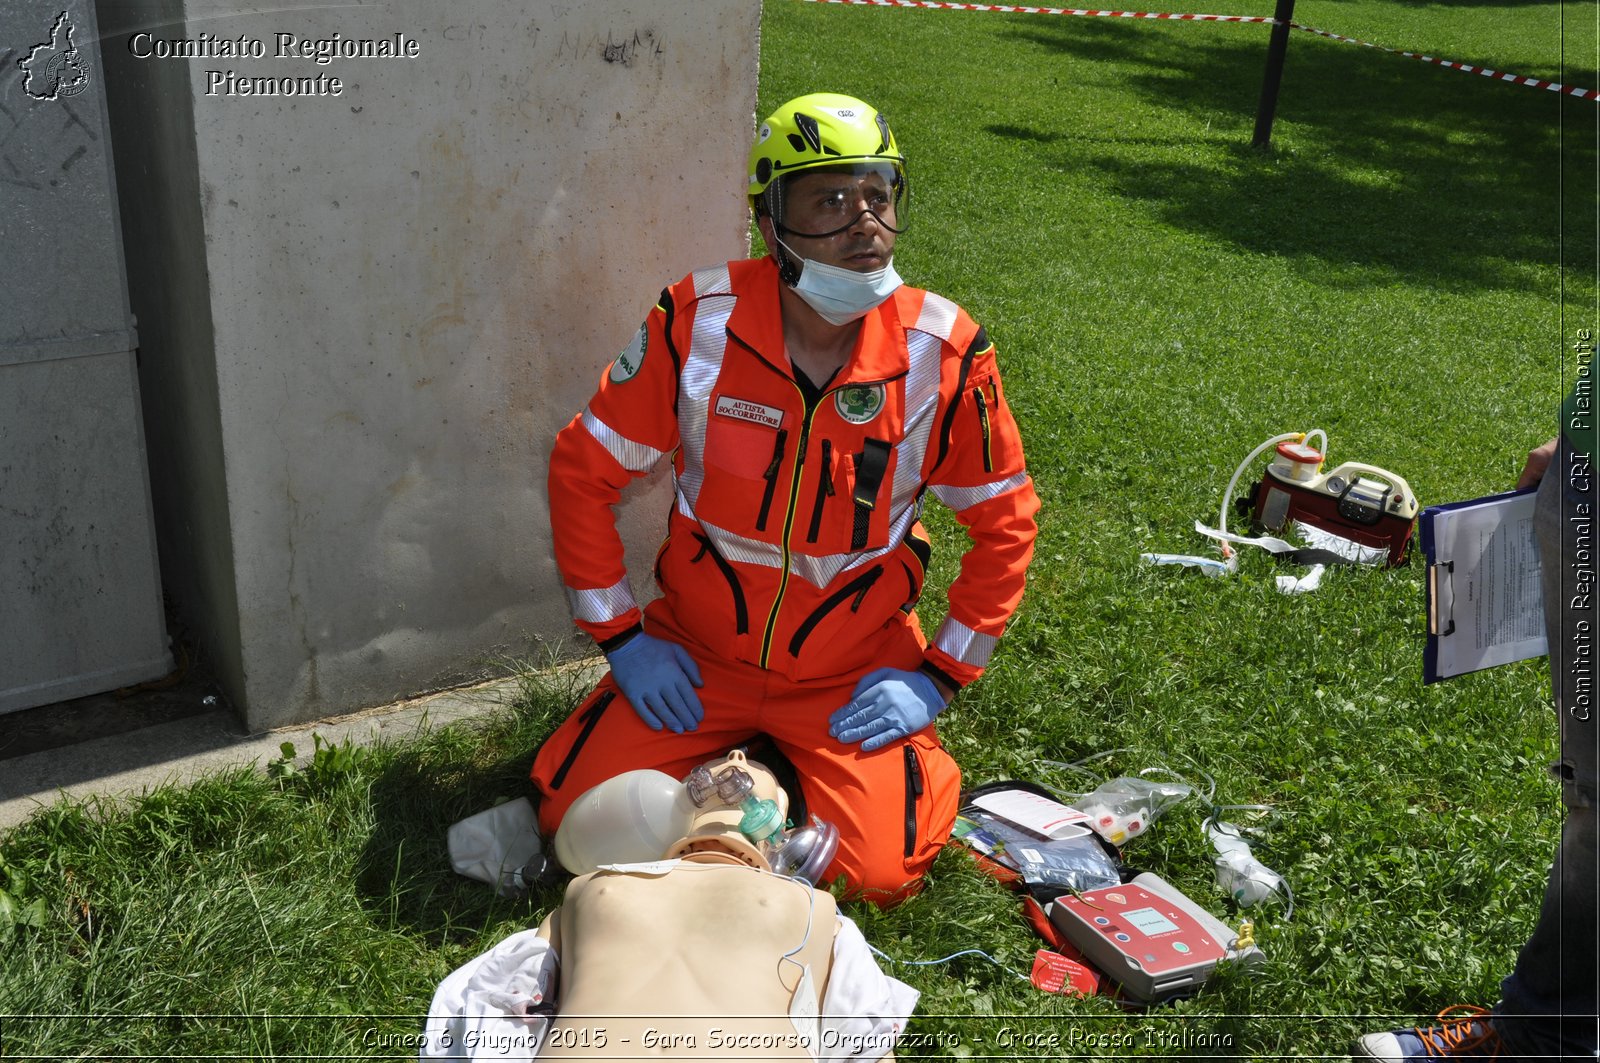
top-left (767, 162), bottom-right (908, 239)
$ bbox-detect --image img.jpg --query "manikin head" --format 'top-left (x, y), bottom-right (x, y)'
top-left (664, 750), bottom-right (788, 871)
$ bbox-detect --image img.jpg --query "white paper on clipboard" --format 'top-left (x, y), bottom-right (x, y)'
top-left (1423, 489), bottom-right (1547, 682)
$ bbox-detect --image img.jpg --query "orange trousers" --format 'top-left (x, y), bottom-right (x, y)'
top-left (530, 607), bottom-right (962, 904)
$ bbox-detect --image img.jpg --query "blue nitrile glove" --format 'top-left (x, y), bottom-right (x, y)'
top-left (605, 632), bottom-right (704, 734)
top-left (828, 667), bottom-right (948, 752)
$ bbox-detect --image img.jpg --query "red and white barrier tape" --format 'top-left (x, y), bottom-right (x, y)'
top-left (1288, 22), bottom-right (1597, 100)
top-left (804, 0), bottom-right (1274, 20)
top-left (797, 0), bottom-right (1599, 102)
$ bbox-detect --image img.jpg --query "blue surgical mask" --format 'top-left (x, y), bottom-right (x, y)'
top-left (778, 238), bottom-right (902, 326)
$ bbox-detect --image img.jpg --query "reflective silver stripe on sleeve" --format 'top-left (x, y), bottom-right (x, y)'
top-left (675, 285), bottom-right (736, 515)
top-left (932, 470), bottom-right (1031, 513)
top-left (913, 291), bottom-right (959, 341)
top-left (564, 577), bottom-right (638, 625)
top-left (581, 409), bottom-right (665, 472)
top-left (933, 616), bottom-right (999, 669)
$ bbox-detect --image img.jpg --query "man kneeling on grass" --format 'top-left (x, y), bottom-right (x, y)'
top-left (529, 91), bottom-right (1039, 906)
top-left (421, 750), bottom-right (917, 1062)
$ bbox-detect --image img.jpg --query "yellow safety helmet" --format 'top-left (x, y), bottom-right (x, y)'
top-left (748, 92), bottom-right (907, 229)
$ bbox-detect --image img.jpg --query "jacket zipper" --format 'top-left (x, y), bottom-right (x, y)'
top-left (787, 564), bottom-right (883, 657)
top-left (755, 428), bottom-right (789, 532)
top-left (549, 690), bottom-right (614, 791)
top-left (973, 388), bottom-right (993, 474)
top-left (722, 329), bottom-right (909, 669)
top-left (691, 532), bottom-right (749, 634)
top-left (805, 439), bottom-right (834, 544)
top-left (899, 560), bottom-right (920, 614)
top-left (758, 398), bottom-right (812, 669)
top-left (903, 745), bottom-right (923, 859)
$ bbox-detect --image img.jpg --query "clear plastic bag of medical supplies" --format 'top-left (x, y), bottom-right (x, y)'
top-left (953, 808), bottom-right (1122, 894)
top-left (1074, 775), bottom-right (1193, 844)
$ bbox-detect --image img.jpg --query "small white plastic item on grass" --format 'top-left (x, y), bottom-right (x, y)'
top-left (1077, 801), bottom-right (1151, 845)
top-left (1139, 552), bottom-right (1235, 577)
top-left (448, 797), bottom-right (548, 898)
top-left (1205, 818), bottom-right (1288, 910)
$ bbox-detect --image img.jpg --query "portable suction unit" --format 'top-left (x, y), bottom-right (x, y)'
top-left (1243, 437), bottom-right (1419, 566)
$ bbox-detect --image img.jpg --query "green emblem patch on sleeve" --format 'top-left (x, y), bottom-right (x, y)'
top-left (609, 323), bottom-right (648, 383)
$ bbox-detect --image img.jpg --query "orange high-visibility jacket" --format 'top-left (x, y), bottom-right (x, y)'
top-left (549, 256), bottom-right (1039, 691)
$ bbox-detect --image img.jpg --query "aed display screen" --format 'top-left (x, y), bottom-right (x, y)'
top-left (1124, 907), bottom-right (1180, 937)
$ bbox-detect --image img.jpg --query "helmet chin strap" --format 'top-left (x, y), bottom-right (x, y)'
top-left (763, 185), bottom-right (804, 287)
top-left (774, 243), bottom-right (802, 287)
top-left (775, 231), bottom-right (826, 289)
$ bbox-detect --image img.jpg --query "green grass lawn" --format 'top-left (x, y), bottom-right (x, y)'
top-left (3, 0), bottom-right (1596, 1058)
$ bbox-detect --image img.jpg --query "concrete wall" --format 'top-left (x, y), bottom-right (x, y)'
top-left (96, 0), bottom-right (761, 728)
top-left (1, 0), bottom-right (171, 713)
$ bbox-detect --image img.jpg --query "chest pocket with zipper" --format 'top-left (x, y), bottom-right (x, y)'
top-left (699, 395), bottom-right (794, 537)
top-left (801, 435), bottom-right (899, 555)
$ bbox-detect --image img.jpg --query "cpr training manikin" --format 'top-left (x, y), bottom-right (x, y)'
top-left (421, 751), bottom-right (919, 1062)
